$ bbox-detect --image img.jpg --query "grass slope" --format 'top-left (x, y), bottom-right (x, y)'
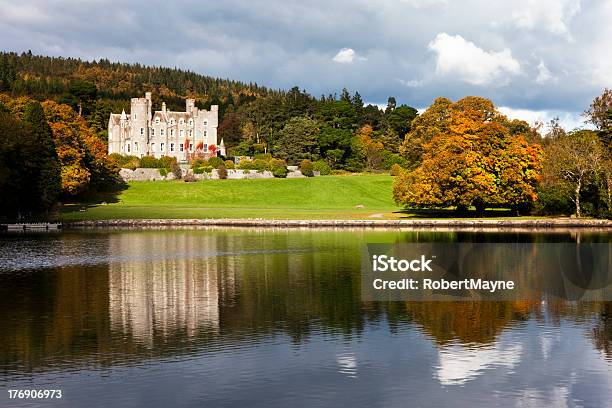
top-left (60, 174), bottom-right (401, 221)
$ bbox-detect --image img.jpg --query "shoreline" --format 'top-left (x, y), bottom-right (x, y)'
top-left (67, 218), bottom-right (612, 229)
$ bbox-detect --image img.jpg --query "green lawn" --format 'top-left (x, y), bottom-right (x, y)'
top-left (60, 174), bottom-right (403, 221)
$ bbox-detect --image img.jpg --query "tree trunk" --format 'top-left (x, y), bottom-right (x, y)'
top-left (575, 177), bottom-right (582, 218)
top-left (78, 102), bottom-right (82, 117)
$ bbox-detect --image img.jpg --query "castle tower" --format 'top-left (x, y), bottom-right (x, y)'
top-left (186, 98), bottom-right (195, 113)
top-left (130, 93), bottom-right (152, 157)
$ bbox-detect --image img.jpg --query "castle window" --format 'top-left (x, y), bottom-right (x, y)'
top-left (179, 143), bottom-right (184, 152)
top-left (155, 117), bottom-right (160, 124)
top-left (160, 142), bottom-right (165, 151)
top-left (151, 143), bottom-right (156, 152)
top-left (140, 127), bottom-right (144, 135)
top-left (151, 128), bottom-right (155, 136)
top-left (170, 119), bottom-right (174, 125)
top-left (188, 119), bottom-right (193, 126)
top-left (203, 144), bottom-right (208, 150)
top-left (127, 143), bottom-right (130, 153)
top-left (203, 120), bottom-right (208, 126)
top-left (179, 118), bottom-right (184, 125)
top-left (135, 142), bottom-right (139, 151)
top-left (170, 143), bottom-right (175, 152)
top-left (180, 129), bottom-right (184, 137)
top-left (170, 129), bottom-right (174, 136)
top-left (189, 143), bottom-right (193, 151)
top-left (161, 129), bottom-right (165, 136)
top-left (188, 130), bottom-right (192, 137)
top-left (203, 130), bottom-right (208, 137)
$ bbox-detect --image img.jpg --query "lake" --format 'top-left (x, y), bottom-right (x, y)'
top-left (0, 228), bottom-right (610, 407)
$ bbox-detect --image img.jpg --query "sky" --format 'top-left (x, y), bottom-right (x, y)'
top-left (1, 0), bottom-right (610, 130)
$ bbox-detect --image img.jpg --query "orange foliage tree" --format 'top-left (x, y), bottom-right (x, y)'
top-left (393, 96), bottom-right (543, 213)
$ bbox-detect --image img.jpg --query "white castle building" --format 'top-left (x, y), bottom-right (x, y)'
top-left (108, 92), bottom-right (225, 160)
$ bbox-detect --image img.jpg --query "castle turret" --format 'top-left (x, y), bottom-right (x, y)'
top-left (186, 98), bottom-right (195, 113)
top-left (130, 94), bottom-right (151, 156)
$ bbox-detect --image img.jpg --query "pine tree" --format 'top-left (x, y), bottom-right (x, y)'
top-left (22, 101), bottom-right (61, 212)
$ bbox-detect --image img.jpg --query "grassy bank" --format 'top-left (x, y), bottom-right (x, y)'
top-left (60, 174), bottom-right (403, 221)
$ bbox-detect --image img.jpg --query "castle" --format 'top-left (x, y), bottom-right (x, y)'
top-left (107, 92), bottom-right (225, 160)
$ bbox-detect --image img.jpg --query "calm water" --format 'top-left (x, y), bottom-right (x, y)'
top-left (0, 228), bottom-right (611, 408)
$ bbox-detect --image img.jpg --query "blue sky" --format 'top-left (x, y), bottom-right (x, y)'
top-left (1, 0), bottom-right (610, 129)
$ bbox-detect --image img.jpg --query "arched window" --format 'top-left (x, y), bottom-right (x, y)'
top-left (188, 119), bottom-right (193, 126)
top-left (170, 119), bottom-right (175, 125)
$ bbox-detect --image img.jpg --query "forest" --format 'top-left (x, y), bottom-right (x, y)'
top-left (0, 51), bottom-right (610, 220)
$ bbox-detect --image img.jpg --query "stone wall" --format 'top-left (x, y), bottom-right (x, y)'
top-left (120, 168), bottom-right (279, 181)
top-left (119, 168), bottom-right (176, 181)
top-left (70, 218), bottom-right (612, 229)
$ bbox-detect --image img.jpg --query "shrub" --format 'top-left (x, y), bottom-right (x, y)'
top-left (183, 173), bottom-right (197, 182)
top-left (191, 158), bottom-right (206, 169)
top-left (159, 156), bottom-right (176, 169)
top-left (238, 159), bottom-right (254, 170)
top-left (171, 162), bottom-right (182, 179)
top-left (312, 160), bottom-right (331, 175)
top-left (269, 158), bottom-right (288, 178)
top-left (224, 160), bottom-right (235, 169)
top-left (159, 168), bottom-right (169, 177)
top-left (252, 159), bottom-right (269, 172)
top-left (300, 159), bottom-right (314, 177)
top-left (254, 153), bottom-right (273, 161)
top-left (140, 155), bottom-right (161, 168)
top-left (381, 151), bottom-right (408, 170)
top-left (109, 153), bottom-right (140, 170)
top-left (218, 164), bottom-right (228, 179)
top-left (207, 156), bottom-right (224, 169)
top-left (389, 163), bottom-right (404, 176)
top-left (193, 167), bottom-right (206, 174)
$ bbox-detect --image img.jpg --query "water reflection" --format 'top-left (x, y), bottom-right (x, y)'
top-left (0, 228), bottom-right (610, 407)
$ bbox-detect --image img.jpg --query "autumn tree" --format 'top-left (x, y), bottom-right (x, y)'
top-left (400, 97), bottom-right (452, 169)
top-left (393, 97), bottom-right (543, 214)
top-left (353, 125), bottom-right (384, 170)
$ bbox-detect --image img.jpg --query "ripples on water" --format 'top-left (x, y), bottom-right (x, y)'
top-left (0, 228), bottom-right (610, 407)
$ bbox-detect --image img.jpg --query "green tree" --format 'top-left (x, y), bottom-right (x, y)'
top-left (274, 116), bottom-right (320, 164)
top-left (542, 130), bottom-right (607, 217)
top-left (68, 80), bottom-right (97, 116)
top-left (386, 105), bottom-right (418, 138)
top-left (586, 88), bottom-right (612, 151)
top-left (22, 101), bottom-right (61, 211)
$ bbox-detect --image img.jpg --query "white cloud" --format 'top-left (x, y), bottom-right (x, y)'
top-left (428, 33), bottom-right (521, 86)
top-left (399, 0), bottom-right (447, 8)
top-left (436, 342), bottom-right (522, 386)
top-left (396, 78), bottom-right (422, 88)
top-left (498, 106), bottom-right (588, 131)
top-left (535, 60), bottom-right (555, 84)
top-left (332, 48), bottom-right (362, 64)
top-left (511, 0), bottom-right (581, 36)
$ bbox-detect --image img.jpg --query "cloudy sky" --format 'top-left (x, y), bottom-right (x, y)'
top-left (1, 0), bottom-right (610, 129)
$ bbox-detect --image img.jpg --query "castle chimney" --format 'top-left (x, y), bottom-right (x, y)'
top-left (186, 98), bottom-right (195, 113)
top-left (162, 102), bottom-right (166, 113)
top-left (145, 92), bottom-right (152, 101)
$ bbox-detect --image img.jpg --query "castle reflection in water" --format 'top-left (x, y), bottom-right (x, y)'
top-left (107, 231), bottom-right (228, 344)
